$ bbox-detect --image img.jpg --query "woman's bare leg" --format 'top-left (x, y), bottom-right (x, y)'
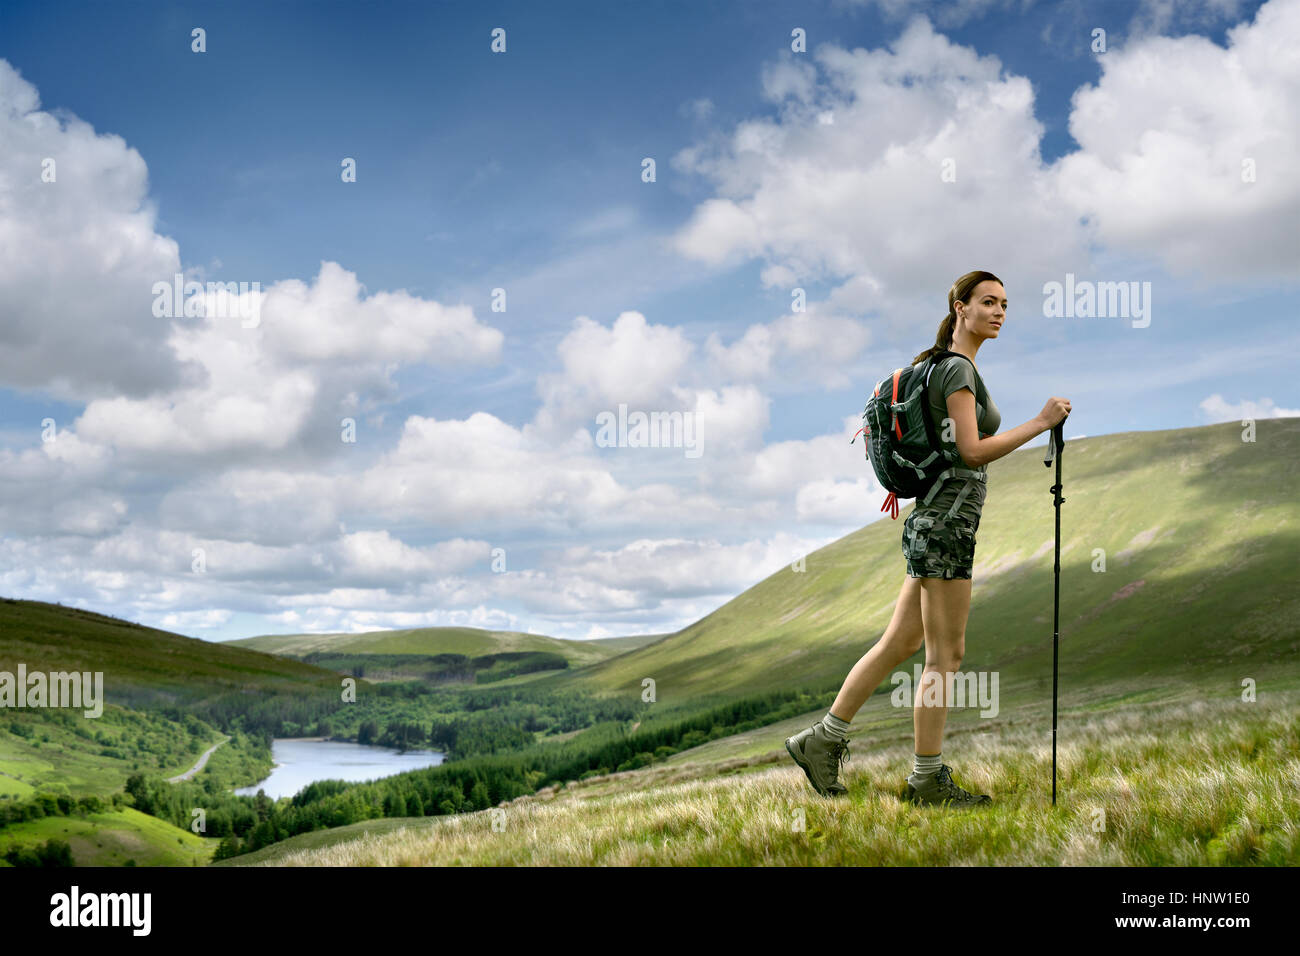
top-left (913, 576), bottom-right (972, 754)
top-left (829, 574), bottom-right (926, 721)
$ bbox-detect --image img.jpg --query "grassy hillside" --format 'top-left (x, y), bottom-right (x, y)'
top-left (227, 625), bottom-right (638, 669)
top-left (224, 686), bottom-right (1300, 866)
top-left (0, 806), bottom-right (213, 867)
top-left (0, 598), bottom-right (341, 710)
top-left (586, 633), bottom-right (666, 653)
top-left (0, 598), bottom-right (339, 799)
top-left (211, 815), bottom-right (444, 866)
top-left (0, 707), bottom-right (226, 798)
top-left (543, 420), bottom-right (1300, 702)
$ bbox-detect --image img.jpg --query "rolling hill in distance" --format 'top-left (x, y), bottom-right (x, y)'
top-left (0, 599), bottom-right (341, 710)
top-left (227, 625), bottom-right (659, 668)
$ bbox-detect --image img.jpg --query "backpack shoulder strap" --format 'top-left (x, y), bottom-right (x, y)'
top-left (922, 349), bottom-right (975, 388)
top-left (915, 351), bottom-right (969, 459)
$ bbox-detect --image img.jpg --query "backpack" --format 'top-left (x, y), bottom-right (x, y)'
top-left (849, 349), bottom-right (986, 520)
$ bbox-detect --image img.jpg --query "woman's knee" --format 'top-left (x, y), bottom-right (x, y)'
top-left (923, 630), bottom-right (965, 664)
top-left (882, 628), bottom-right (924, 660)
top-left (924, 649), bottom-right (964, 671)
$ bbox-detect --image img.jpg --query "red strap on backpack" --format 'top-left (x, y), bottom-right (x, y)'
top-left (880, 371), bottom-right (904, 517)
top-left (891, 370), bottom-right (903, 439)
top-left (855, 371), bottom-right (904, 519)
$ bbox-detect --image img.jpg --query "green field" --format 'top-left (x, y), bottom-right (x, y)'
top-left (0, 807), bottom-right (213, 867)
top-left (0, 707), bottom-right (225, 798)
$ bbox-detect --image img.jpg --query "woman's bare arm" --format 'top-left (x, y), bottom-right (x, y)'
top-left (945, 387), bottom-right (1056, 468)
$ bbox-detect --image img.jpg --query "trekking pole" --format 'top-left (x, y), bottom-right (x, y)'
top-left (1042, 415), bottom-right (1067, 805)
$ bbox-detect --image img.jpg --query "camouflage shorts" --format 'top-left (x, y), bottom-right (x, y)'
top-left (901, 510), bottom-right (979, 579)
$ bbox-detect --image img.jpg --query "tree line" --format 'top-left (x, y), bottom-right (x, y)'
top-left (298, 650), bottom-right (569, 685)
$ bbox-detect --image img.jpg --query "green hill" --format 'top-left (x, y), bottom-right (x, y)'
top-left (0, 598), bottom-right (342, 710)
top-left (0, 806), bottom-right (212, 867)
top-left (541, 419), bottom-right (1300, 703)
top-left (227, 625), bottom-right (644, 669)
top-left (585, 633), bottom-right (666, 653)
top-left (0, 599), bottom-right (344, 798)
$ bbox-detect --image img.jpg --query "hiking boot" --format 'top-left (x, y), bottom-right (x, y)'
top-left (785, 721), bottom-right (850, 797)
top-left (902, 764), bottom-right (991, 808)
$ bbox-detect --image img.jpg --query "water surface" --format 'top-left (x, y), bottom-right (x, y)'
top-left (234, 738), bottom-right (444, 799)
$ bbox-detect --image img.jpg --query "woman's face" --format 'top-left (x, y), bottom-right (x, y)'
top-left (958, 281), bottom-right (1006, 339)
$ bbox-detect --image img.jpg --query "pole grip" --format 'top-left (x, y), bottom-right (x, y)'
top-left (1042, 412), bottom-right (1067, 468)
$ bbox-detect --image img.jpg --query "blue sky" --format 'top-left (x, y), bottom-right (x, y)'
top-left (0, 0), bottom-right (1296, 642)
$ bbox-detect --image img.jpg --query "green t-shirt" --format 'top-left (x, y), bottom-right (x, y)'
top-left (916, 354), bottom-right (1001, 525)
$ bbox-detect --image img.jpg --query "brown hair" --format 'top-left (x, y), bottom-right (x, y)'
top-left (911, 270), bottom-right (1003, 365)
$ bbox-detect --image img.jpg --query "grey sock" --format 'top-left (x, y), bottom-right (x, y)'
top-left (821, 711), bottom-right (851, 740)
top-left (910, 752), bottom-right (942, 781)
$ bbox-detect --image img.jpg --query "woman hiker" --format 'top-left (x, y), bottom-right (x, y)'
top-left (785, 270), bottom-right (1071, 807)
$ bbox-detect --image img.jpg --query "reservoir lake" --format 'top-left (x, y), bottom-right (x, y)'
top-left (234, 738), bottom-right (445, 799)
